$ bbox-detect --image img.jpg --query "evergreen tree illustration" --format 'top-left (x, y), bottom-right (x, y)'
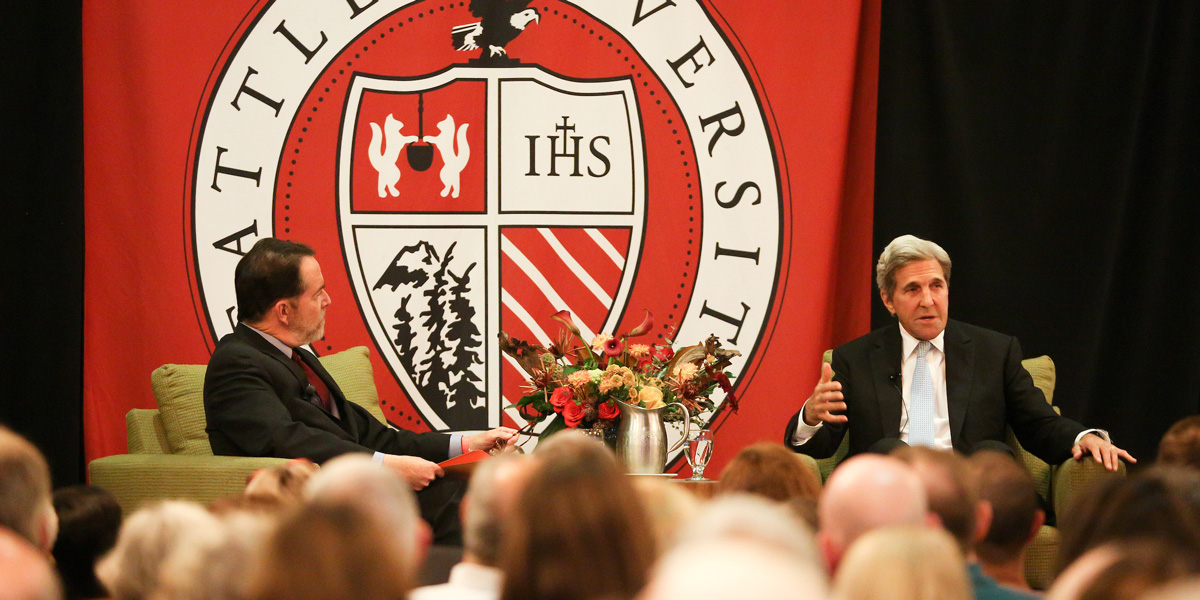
top-left (445, 262), bottom-right (485, 410)
top-left (391, 295), bottom-right (417, 376)
top-left (418, 241), bottom-right (455, 408)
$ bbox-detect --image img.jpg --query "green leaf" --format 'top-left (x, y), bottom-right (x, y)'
top-left (541, 414), bottom-right (568, 439)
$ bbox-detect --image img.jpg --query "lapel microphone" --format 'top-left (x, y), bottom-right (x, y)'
top-left (304, 384), bottom-right (321, 406)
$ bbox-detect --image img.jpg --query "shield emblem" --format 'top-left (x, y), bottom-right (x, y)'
top-left (339, 66), bottom-right (645, 435)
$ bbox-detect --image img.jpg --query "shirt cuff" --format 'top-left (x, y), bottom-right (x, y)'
top-left (790, 400), bottom-right (824, 445)
top-left (448, 434), bottom-right (465, 459)
top-left (371, 451), bottom-right (385, 465)
top-left (1075, 429), bottom-right (1110, 445)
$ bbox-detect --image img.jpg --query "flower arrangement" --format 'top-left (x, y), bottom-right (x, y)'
top-left (499, 309), bottom-right (741, 439)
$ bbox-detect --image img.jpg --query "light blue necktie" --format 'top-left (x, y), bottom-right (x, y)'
top-left (908, 341), bottom-right (936, 447)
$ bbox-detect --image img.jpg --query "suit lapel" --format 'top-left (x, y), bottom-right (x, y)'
top-left (234, 324), bottom-right (308, 387)
top-left (235, 324), bottom-right (350, 428)
top-left (870, 325), bottom-right (905, 438)
top-left (944, 320), bottom-right (974, 444)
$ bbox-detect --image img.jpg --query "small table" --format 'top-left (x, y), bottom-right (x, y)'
top-left (671, 478), bottom-right (720, 499)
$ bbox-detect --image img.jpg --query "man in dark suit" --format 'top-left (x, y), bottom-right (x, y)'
top-left (204, 238), bottom-right (515, 543)
top-left (785, 235), bottom-right (1134, 469)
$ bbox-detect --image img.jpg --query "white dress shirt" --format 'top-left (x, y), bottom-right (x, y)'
top-left (410, 562), bottom-right (503, 600)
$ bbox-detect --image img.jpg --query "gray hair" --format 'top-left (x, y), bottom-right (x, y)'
top-left (154, 512), bottom-right (271, 600)
top-left (461, 455), bottom-right (530, 566)
top-left (677, 495), bottom-right (819, 565)
top-left (96, 501), bottom-right (222, 600)
top-left (303, 455), bottom-right (422, 570)
top-left (875, 235), bottom-right (952, 299)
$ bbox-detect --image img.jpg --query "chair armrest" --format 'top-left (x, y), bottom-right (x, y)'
top-left (1052, 457), bottom-right (1126, 519)
top-left (88, 454), bottom-right (288, 515)
top-left (126, 409), bottom-right (170, 454)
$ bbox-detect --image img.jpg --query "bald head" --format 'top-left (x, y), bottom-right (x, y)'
top-left (818, 455), bottom-right (928, 570)
top-left (0, 527), bottom-right (62, 600)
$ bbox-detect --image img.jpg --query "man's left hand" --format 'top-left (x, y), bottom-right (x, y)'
top-left (465, 427), bottom-right (518, 454)
top-left (1072, 433), bottom-right (1137, 472)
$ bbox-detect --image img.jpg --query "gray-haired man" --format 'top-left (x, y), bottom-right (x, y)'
top-left (785, 235), bottom-right (1133, 470)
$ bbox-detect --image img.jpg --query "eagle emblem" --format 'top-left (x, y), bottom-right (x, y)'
top-left (451, 0), bottom-right (540, 64)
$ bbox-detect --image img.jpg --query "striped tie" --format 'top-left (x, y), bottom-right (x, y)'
top-left (908, 341), bottom-right (935, 447)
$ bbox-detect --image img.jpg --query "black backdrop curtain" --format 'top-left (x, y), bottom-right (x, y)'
top-left (875, 1), bottom-right (1200, 462)
top-left (0, 0), bottom-right (85, 486)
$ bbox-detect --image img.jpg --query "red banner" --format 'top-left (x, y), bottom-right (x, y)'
top-left (83, 0), bottom-right (879, 474)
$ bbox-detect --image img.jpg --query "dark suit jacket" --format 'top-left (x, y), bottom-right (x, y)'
top-left (204, 323), bottom-right (450, 463)
top-left (784, 320), bottom-right (1085, 464)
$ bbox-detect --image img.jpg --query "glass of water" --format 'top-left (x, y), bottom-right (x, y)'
top-left (684, 429), bottom-right (714, 481)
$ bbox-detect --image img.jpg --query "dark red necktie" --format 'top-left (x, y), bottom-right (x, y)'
top-left (291, 350), bottom-right (332, 413)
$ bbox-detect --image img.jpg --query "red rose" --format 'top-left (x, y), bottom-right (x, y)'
top-left (563, 401), bottom-right (586, 428)
top-left (549, 386), bottom-right (573, 413)
top-left (655, 346), bottom-right (675, 361)
top-left (598, 401), bottom-right (620, 420)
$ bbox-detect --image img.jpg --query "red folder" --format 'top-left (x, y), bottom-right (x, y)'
top-left (438, 450), bottom-right (490, 478)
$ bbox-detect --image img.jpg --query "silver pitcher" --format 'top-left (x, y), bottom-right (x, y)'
top-left (615, 400), bottom-right (692, 474)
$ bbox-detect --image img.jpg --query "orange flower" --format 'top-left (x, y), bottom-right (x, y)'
top-left (674, 363), bottom-right (699, 383)
top-left (591, 334), bottom-right (613, 354)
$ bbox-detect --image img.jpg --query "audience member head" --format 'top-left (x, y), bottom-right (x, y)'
top-left (1057, 467), bottom-right (1200, 573)
top-left (1139, 578), bottom-right (1200, 600)
top-left (461, 454), bottom-right (533, 567)
top-left (0, 427), bottom-right (57, 552)
top-left (51, 486), bottom-right (122, 600)
top-left (679, 495), bottom-right (818, 564)
top-left (968, 451), bottom-right (1042, 580)
top-left (0, 527), bottom-right (62, 600)
top-left (632, 477), bottom-right (701, 554)
top-left (304, 454), bottom-right (426, 578)
top-left (499, 431), bottom-right (655, 600)
top-left (95, 501), bottom-right (222, 600)
top-left (1047, 541), bottom-right (1200, 600)
top-left (892, 447), bottom-right (986, 556)
top-left (641, 537), bottom-right (828, 600)
top-left (1157, 416), bottom-right (1200, 469)
top-left (716, 441), bottom-right (822, 502)
top-left (248, 503), bottom-right (412, 600)
top-left (243, 459), bottom-right (319, 504)
top-left (817, 454), bottom-right (928, 573)
top-left (833, 526), bottom-right (970, 600)
top-left (234, 238), bottom-right (315, 324)
top-left (156, 511), bottom-right (273, 600)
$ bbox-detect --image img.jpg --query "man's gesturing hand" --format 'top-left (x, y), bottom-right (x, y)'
top-left (465, 427), bottom-right (518, 454)
top-left (1072, 434), bottom-right (1137, 472)
top-left (802, 362), bottom-right (847, 427)
top-left (381, 455), bottom-right (444, 490)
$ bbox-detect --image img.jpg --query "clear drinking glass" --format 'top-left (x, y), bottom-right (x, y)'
top-left (684, 429), bottom-right (714, 481)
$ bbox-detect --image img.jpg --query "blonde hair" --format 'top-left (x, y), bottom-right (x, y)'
top-left (96, 502), bottom-right (222, 600)
top-left (834, 527), bottom-right (970, 600)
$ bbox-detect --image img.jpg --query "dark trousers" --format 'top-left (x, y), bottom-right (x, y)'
top-left (416, 475), bottom-right (468, 545)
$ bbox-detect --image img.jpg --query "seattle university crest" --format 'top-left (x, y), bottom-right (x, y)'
top-left (187, 0), bottom-right (785, 452)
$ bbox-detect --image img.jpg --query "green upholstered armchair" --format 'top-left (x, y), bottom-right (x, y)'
top-left (795, 352), bottom-right (1124, 589)
top-left (88, 346), bottom-right (388, 515)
